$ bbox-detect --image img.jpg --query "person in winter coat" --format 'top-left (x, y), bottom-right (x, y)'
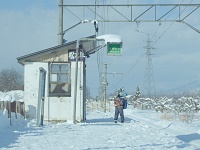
top-left (114, 98), bottom-right (124, 123)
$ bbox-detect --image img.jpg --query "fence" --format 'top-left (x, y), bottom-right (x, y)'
top-left (86, 100), bottom-right (113, 112)
top-left (0, 101), bottom-right (25, 119)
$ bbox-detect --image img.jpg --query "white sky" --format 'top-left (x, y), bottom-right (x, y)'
top-left (0, 0), bottom-right (200, 97)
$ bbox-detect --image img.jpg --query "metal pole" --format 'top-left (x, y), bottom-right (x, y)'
top-left (41, 98), bottom-right (44, 126)
top-left (73, 40), bottom-right (79, 124)
top-left (36, 70), bottom-right (42, 127)
top-left (58, 0), bottom-right (63, 45)
top-left (103, 63), bottom-right (107, 113)
top-left (37, 68), bottom-right (46, 127)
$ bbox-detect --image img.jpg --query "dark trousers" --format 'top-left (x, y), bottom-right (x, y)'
top-left (114, 107), bottom-right (124, 122)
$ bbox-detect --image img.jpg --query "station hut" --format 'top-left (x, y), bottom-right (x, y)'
top-left (17, 37), bottom-right (96, 123)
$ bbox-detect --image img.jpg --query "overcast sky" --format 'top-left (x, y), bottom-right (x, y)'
top-left (0, 0), bottom-right (200, 97)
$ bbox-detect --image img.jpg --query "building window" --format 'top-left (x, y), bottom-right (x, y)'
top-left (49, 63), bottom-right (71, 97)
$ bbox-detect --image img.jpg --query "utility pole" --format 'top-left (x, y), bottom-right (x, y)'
top-left (102, 63), bottom-right (123, 112)
top-left (58, 0), bottom-right (63, 45)
top-left (103, 63), bottom-right (107, 113)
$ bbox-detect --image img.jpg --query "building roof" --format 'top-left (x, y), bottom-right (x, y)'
top-left (17, 35), bottom-right (96, 65)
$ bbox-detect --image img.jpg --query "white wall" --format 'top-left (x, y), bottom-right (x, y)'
top-left (24, 62), bottom-right (48, 119)
top-left (70, 61), bottom-right (85, 122)
top-left (24, 61), bottom-right (85, 122)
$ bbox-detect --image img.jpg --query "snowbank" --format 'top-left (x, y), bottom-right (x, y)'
top-left (0, 109), bottom-right (27, 130)
top-left (0, 109), bottom-right (10, 129)
top-left (0, 90), bottom-right (23, 102)
top-left (0, 90), bottom-right (25, 131)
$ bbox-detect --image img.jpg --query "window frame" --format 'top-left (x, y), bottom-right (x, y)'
top-left (49, 62), bottom-right (71, 97)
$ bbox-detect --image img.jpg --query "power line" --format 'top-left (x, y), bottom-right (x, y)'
top-left (161, 77), bottom-right (200, 94)
top-left (115, 51), bottom-right (145, 86)
top-left (152, 0), bottom-right (194, 47)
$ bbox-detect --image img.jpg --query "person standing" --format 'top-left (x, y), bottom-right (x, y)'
top-left (117, 90), bottom-right (120, 98)
top-left (113, 98), bottom-right (124, 123)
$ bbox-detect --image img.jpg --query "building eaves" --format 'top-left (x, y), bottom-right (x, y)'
top-left (17, 35), bottom-right (96, 65)
top-left (17, 40), bottom-right (77, 65)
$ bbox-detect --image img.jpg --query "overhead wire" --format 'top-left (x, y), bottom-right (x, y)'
top-left (152, 0), bottom-right (197, 94)
top-left (95, 0), bottom-right (102, 89)
top-left (115, 52), bottom-right (145, 86)
top-left (114, 0), bottom-right (194, 93)
top-left (162, 77), bottom-right (200, 94)
top-left (149, 0), bottom-right (196, 96)
top-left (150, 0), bottom-right (200, 95)
top-left (152, 0), bottom-right (194, 47)
top-left (95, 0), bottom-right (107, 97)
top-left (94, 0), bottom-right (195, 95)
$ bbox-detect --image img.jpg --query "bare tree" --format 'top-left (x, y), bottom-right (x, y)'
top-left (0, 68), bottom-right (24, 92)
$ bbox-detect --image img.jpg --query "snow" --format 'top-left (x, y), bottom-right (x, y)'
top-left (0, 91), bottom-right (23, 102)
top-left (1, 92), bottom-right (200, 150)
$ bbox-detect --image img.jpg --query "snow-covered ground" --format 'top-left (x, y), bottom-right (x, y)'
top-left (1, 100), bottom-right (200, 150)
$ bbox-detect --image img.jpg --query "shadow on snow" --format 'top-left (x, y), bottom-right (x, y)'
top-left (0, 124), bottom-right (43, 149)
top-left (84, 116), bottom-right (133, 124)
top-left (176, 133), bottom-right (200, 143)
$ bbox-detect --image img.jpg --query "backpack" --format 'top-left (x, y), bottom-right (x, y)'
top-left (122, 99), bottom-right (127, 109)
top-left (120, 98), bottom-right (127, 109)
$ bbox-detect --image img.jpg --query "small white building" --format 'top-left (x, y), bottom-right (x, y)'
top-left (17, 37), bottom-right (95, 123)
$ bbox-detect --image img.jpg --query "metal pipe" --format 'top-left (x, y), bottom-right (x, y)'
top-left (58, 0), bottom-right (63, 45)
top-left (73, 40), bottom-right (80, 124)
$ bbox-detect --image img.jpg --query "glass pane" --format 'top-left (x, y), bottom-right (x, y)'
top-left (60, 64), bottom-right (68, 73)
top-left (50, 83), bottom-right (68, 94)
top-left (51, 74), bottom-right (57, 82)
top-left (51, 64), bottom-right (60, 73)
top-left (59, 74), bottom-right (68, 82)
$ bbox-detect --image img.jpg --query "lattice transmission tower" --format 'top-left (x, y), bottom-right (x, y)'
top-left (144, 35), bottom-right (156, 98)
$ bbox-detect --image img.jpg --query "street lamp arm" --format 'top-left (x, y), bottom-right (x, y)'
top-left (61, 21), bottom-right (82, 35)
top-left (60, 20), bottom-right (99, 36)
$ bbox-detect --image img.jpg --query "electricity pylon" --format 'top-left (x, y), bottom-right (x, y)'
top-left (144, 35), bottom-right (156, 98)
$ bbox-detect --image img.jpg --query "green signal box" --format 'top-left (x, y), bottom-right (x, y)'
top-left (107, 42), bottom-right (122, 56)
